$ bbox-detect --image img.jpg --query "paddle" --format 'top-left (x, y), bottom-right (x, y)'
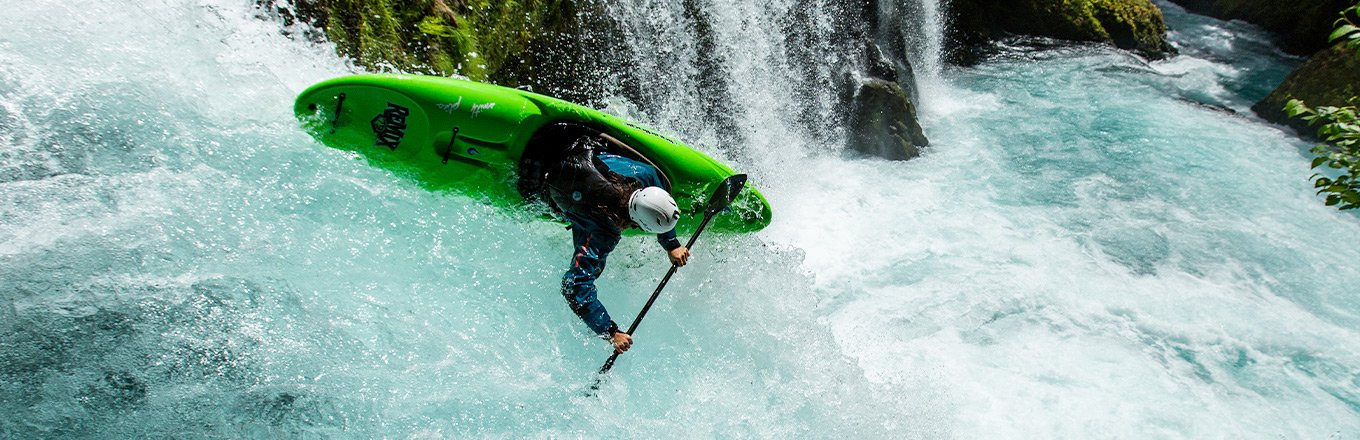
top-left (588, 174), bottom-right (748, 392)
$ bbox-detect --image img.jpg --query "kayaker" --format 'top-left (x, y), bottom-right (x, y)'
top-left (522, 123), bottom-right (690, 354)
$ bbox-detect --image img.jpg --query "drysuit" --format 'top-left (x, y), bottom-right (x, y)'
top-left (544, 135), bottom-right (681, 336)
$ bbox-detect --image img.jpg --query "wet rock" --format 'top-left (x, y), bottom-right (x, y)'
top-left (848, 78), bottom-right (928, 160)
top-left (833, 0), bottom-right (929, 160)
top-left (1254, 44), bottom-right (1360, 132)
top-left (949, 0), bottom-right (1176, 64)
top-left (1164, 0), bottom-right (1352, 55)
top-left (859, 0), bottom-right (922, 93)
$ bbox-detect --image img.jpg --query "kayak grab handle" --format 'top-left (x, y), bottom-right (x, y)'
top-left (330, 93), bottom-right (347, 134)
top-left (441, 127), bottom-right (460, 164)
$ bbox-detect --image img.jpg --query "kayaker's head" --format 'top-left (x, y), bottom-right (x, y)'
top-left (628, 186), bottom-right (680, 233)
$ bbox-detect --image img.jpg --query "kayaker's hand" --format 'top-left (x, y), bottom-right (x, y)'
top-left (611, 331), bottom-right (633, 353)
top-left (668, 247), bottom-right (690, 267)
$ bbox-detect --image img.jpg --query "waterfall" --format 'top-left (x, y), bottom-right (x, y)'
top-left (907, 0), bottom-right (948, 97)
top-left (915, 0), bottom-right (947, 77)
top-left (892, 0), bottom-right (957, 117)
top-left (593, 0), bottom-right (949, 163)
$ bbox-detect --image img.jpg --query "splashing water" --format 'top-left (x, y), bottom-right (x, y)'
top-left (2, 0), bottom-right (1358, 438)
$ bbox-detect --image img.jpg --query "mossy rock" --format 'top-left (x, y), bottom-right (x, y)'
top-left (1165, 0), bottom-right (1352, 55)
top-left (1254, 44), bottom-right (1360, 131)
top-left (949, 0), bottom-right (1176, 63)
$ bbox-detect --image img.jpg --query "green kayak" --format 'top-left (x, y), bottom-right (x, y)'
top-left (294, 74), bottom-right (771, 234)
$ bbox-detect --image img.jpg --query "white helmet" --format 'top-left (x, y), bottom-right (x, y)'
top-left (628, 186), bottom-right (680, 233)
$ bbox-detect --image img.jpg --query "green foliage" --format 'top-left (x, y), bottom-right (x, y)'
top-left (1287, 1), bottom-right (1360, 211)
top-left (1335, 3), bottom-right (1360, 54)
top-left (1287, 99), bottom-right (1360, 210)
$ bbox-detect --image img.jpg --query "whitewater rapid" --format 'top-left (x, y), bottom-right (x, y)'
top-left (2, 0), bottom-right (1358, 438)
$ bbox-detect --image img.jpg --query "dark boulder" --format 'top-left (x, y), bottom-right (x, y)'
top-left (848, 78), bottom-right (929, 161)
top-left (1254, 44), bottom-right (1360, 132)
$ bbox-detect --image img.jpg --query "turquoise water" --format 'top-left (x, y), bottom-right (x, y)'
top-left (3, 0), bottom-right (1359, 438)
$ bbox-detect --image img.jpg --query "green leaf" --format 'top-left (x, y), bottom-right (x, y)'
top-left (417, 16), bottom-right (457, 38)
top-left (1329, 24), bottom-right (1360, 42)
top-left (1326, 194), bottom-right (1342, 206)
top-left (1284, 99), bottom-right (1312, 118)
top-left (1312, 156), bottom-right (1330, 168)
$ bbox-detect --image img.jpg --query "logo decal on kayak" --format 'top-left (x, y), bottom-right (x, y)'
top-left (371, 103), bottom-right (410, 150)
top-left (470, 102), bottom-right (496, 118)
top-left (437, 96), bottom-right (463, 114)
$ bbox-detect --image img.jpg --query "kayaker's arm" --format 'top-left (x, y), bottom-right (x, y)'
top-left (657, 230), bottom-right (681, 251)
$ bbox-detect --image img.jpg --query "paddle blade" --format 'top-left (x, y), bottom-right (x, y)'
top-left (704, 174), bottom-right (748, 216)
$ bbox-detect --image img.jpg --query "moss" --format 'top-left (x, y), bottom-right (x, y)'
top-left (1033, 0), bottom-right (1174, 56)
top-left (263, 0), bottom-right (572, 82)
top-left (1090, 0), bottom-right (1175, 54)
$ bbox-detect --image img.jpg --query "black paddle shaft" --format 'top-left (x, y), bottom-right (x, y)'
top-left (594, 174), bottom-right (748, 378)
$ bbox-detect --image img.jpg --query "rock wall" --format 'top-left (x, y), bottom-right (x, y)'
top-left (949, 0), bottom-right (1176, 64)
top-left (256, 0), bottom-right (607, 102)
top-left (1165, 0), bottom-right (1352, 55)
